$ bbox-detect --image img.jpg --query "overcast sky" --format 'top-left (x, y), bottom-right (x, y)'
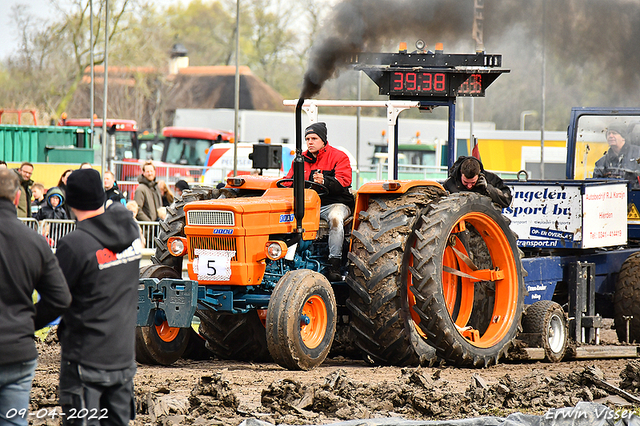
top-left (0, 0), bottom-right (185, 60)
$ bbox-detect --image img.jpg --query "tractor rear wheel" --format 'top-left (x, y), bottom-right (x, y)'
top-left (197, 309), bottom-right (271, 362)
top-left (347, 187), bottom-right (443, 366)
top-left (266, 270), bottom-right (337, 370)
top-left (409, 192), bottom-right (525, 366)
top-left (135, 265), bottom-right (191, 365)
top-left (522, 300), bottom-right (568, 362)
top-left (614, 251), bottom-right (640, 343)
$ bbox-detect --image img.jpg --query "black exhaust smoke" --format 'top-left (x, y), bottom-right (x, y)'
top-left (300, 0), bottom-right (640, 121)
top-left (300, 0), bottom-right (473, 99)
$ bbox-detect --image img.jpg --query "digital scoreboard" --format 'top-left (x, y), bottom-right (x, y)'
top-left (349, 50), bottom-right (508, 101)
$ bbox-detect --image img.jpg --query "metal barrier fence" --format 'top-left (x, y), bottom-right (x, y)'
top-left (20, 217), bottom-right (39, 232)
top-left (138, 221), bottom-right (160, 250)
top-left (40, 219), bottom-right (76, 250)
top-left (19, 218), bottom-right (160, 251)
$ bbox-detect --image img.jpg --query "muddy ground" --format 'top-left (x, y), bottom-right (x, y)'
top-left (30, 325), bottom-right (640, 426)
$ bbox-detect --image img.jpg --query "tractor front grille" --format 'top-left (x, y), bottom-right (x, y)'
top-left (188, 236), bottom-right (238, 261)
top-left (187, 210), bottom-right (235, 226)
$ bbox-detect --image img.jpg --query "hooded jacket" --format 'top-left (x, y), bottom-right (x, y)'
top-left (134, 175), bottom-right (162, 221)
top-left (13, 168), bottom-right (33, 218)
top-left (443, 156), bottom-right (512, 208)
top-left (55, 203), bottom-right (142, 370)
top-left (0, 198), bottom-right (71, 365)
top-left (35, 187), bottom-right (68, 221)
top-left (284, 143), bottom-right (355, 210)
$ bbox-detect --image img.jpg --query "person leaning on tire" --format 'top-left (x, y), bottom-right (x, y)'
top-left (54, 169), bottom-right (142, 425)
top-left (443, 156), bottom-right (512, 208)
top-left (0, 169), bottom-right (71, 426)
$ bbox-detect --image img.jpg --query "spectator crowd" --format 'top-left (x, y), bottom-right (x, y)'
top-left (0, 160), bottom-right (194, 424)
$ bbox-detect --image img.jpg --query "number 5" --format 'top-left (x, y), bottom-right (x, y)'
top-left (207, 260), bottom-right (217, 275)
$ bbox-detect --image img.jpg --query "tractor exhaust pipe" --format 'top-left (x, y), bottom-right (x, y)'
top-left (294, 98), bottom-right (305, 233)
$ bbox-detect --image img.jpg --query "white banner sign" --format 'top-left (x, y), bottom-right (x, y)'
top-left (582, 184), bottom-right (627, 248)
top-left (194, 249), bottom-right (236, 281)
top-left (503, 184), bottom-right (582, 248)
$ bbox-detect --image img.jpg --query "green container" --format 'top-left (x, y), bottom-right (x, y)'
top-left (0, 125), bottom-right (90, 163)
top-left (45, 147), bottom-right (94, 163)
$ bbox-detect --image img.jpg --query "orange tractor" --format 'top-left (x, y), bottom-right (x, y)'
top-left (136, 47), bottom-right (526, 369)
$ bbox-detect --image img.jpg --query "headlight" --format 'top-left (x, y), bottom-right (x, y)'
top-left (168, 237), bottom-right (188, 257)
top-left (265, 241), bottom-right (287, 260)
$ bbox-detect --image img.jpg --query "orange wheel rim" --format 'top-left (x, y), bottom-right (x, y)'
top-left (300, 295), bottom-right (327, 349)
top-left (156, 321), bottom-right (180, 342)
top-left (441, 213), bottom-right (519, 348)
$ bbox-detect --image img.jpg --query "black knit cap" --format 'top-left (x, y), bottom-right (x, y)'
top-left (66, 169), bottom-right (106, 211)
top-left (305, 122), bottom-right (327, 144)
top-left (607, 122), bottom-right (627, 139)
top-left (175, 180), bottom-right (190, 191)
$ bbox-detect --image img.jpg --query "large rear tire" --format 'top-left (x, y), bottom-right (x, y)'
top-left (614, 251), bottom-right (640, 343)
top-left (197, 309), bottom-right (271, 362)
top-left (135, 265), bottom-right (191, 365)
top-left (409, 192), bottom-right (525, 366)
top-left (522, 300), bottom-right (568, 362)
top-left (266, 270), bottom-right (337, 370)
top-left (347, 187), bottom-right (443, 366)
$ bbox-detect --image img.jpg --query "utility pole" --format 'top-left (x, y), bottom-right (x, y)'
top-left (101, 0), bottom-right (109, 175)
top-left (470, 0), bottom-right (484, 150)
top-left (233, 0), bottom-right (240, 176)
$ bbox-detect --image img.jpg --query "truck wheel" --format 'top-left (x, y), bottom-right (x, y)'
top-left (152, 188), bottom-right (221, 273)
top-left (522, 300), bottom-right (568, 362)
top-left (135, 265), bottom-right (191, 365)
top-left (347, 187), bottom-right (443, 366)
top-left (409, 192), bottom-right (525, 366)
top-left (614, 251), bottom-right (640, 343)
top-left (197, 310), bottom-right (272, 362)
top-left (266, 270), bottom-right (337, 370)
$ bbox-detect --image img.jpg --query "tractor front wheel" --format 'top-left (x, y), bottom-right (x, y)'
top-left (266, 270), bottom-right (337, 370)
top-left (135, 265), bottom-right (191, 365)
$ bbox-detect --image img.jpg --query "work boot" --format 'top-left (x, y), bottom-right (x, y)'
top-left (325, 257), bottom-right (343, 282)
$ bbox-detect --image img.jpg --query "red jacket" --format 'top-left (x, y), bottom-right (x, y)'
top-left (285, 144), bottom-right (354, 209)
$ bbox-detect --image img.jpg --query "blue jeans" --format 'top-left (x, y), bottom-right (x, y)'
top-left (319, 203), bottom-right (351, 259)
top-left (59, 360), bottom-right (136, 426)
top-left (0, 359), bottom-right (38, 426)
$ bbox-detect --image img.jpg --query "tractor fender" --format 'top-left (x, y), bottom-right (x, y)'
top-left (353, 180), bottom-right (445, 231)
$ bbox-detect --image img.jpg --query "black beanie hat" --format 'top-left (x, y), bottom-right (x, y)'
top-left (305, 122), bottom-right (328, 144)
top-left (175, 180), bottom-right (190, 191)
top-left (607, 122), bottom-right (627, 139)
top-left (66, 169), bottom-right (106, 211)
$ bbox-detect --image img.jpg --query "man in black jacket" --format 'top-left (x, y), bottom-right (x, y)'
top-left (103, 169), bottom-right (126, 206)
top-left (55, 169), bottom-right (142, 425)
top-left (443, 156), bottom-right (512, 208)
top-left (0, 169), bottom-right (70, 425)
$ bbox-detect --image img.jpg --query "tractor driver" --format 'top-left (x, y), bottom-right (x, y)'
top-left (284, 122), bottom-right (354, 281)
top-left (444, 156), bottom-right (512, 209)
top-left (593, 123), bottom-right (640, 187)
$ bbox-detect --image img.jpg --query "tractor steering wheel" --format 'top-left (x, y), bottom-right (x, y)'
top-left (276, 178), bottom-right (329, 196)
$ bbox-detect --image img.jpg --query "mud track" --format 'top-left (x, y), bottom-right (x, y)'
top-left (30, 326), bottom-right (640, 425)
